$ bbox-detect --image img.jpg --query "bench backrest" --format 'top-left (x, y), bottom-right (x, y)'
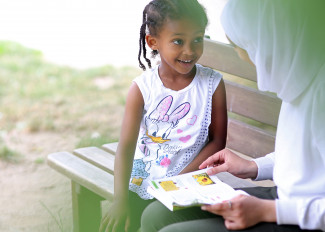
top-left (198, 39), bottom-right (281, 158)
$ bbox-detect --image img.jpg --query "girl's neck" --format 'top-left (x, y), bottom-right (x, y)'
top-left (158, 64), bottom-right (197, 91)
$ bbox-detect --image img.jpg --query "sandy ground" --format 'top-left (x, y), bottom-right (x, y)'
top-left (0, 131), bottom-right (77, 232)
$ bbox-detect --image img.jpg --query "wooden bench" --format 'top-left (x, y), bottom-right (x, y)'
top-left (47, 38), bottom-right (281, 232)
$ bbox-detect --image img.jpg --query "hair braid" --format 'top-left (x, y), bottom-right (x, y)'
top-left (138, 24), bottom-right (147, 70)
top-left (138, 7), bottom-right (152, 71)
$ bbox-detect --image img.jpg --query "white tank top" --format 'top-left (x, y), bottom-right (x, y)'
top-left (129, 64), bottom-right (222, 199)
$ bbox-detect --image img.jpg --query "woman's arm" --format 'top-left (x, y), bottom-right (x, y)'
top-left (276, 82), bottom-right (325, 230)
top-left (180, 79), bottom-right (227, 174)
top-left (100, 82), bottom-right (144, 232)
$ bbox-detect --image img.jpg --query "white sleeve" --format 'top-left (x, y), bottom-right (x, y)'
top-left (276, 198), bottom-right (325, 230)
top-left (133, 70), bottom-right (153, 106)
top-left (252, 152), bottom-right (274, 180)
top-left (311, 79), bottom-right (325, 165)
top-left (211, 70), bottom-right (222, 93)
top-left (276, 80), bottom-right (325, 230)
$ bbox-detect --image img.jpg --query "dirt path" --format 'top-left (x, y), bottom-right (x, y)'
top-left (0, 131), bottom-right (78, 232)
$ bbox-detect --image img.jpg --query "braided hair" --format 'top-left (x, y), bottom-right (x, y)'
top-left (138, 0), bottom-right (208, 70)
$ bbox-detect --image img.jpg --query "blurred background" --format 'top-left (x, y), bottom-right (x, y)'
top-left (0, 0), bottom-right (228, 69)
top-left (0, 0), bottom-right (228, 231)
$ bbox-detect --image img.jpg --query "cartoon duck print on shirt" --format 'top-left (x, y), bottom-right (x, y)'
top-left (131, 95), bottom-right (191, 186)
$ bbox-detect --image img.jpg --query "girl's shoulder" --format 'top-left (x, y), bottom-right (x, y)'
top-left (195, 64), bottom-right (223, 90)
top-left (196, 64), bottom-right (223, 80)
top-left (133, 66), bottom-right (160, 99)
top-left (195, 64), bottom-right (223, 93)
top-left (133, 66), bottom-right (159, 87)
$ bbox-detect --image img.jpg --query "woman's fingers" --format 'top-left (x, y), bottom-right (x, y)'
top-left (204, 195), bottom-right (275, 230)
top-left (199, 150), bottom-right (225, 169)
top-left (201, 200), bottom-right (230, 214)
top-left (206, 164), bottom-right (228, 175)
top-left (224, 219), bottom-right (239, 230)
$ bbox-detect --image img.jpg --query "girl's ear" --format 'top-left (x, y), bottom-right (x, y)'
top-left (146, 34), bottom-right (158, 50)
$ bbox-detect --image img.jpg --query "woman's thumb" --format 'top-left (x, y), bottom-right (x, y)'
top-left (206, 165), bottom-right (227, 175)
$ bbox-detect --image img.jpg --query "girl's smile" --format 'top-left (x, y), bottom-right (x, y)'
top-left (177, 59), bottom-right (195, 70)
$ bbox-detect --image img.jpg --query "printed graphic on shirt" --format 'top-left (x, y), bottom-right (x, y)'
top-left (131, 95), bottom-right (192, 186)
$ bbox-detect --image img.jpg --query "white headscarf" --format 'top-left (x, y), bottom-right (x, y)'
top-left (221, 0), bottom-right (325, 102)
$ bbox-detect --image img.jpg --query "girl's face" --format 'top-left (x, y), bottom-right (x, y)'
top-left (146, 18), bottom-right (205, 78)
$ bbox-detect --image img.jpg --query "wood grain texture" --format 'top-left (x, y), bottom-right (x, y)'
top-left (74, 146), bottom-right (115, 174)
top-left (227, 119), bottom-right (276, 158)
top-left (102, 142), bottom-right (118, 154)
top-left (225, 80), bottom-right (281, 127)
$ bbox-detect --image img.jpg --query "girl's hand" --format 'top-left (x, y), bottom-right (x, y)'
top-left (199, 148), bottom-right (258, 179)
top-left (99, 200), bottom-right (131, 232)
top-left (201, 195), bottom-right (276, 230)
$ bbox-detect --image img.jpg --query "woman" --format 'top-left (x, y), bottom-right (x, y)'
top-left (141, 0), bottom-right (325, 231)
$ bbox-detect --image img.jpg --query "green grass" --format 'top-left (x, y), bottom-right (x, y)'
top-left (0, 142), bottom-right (22, 162)
top-left (76, 134), bottom-right (117, 148)
top-left (40, 201), bottom-right (66, 232)
top-left (0, 40), bottom-right (141, 160)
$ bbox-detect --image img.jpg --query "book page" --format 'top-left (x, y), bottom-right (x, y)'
top-left (149, 168), bottom-right (245, 207)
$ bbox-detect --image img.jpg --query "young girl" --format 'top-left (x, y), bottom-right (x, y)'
top-left (100, 0), bottom-right (227, 231)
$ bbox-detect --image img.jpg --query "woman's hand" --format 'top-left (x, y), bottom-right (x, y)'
top-left (201, 195), bottom-right (276, 230)
top-left (199, 148), bottom-right (258, 179)
top-left (99, 200), bottom-right (131, 232)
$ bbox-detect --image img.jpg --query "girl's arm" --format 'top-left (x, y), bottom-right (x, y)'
top-left (113, 82), bottom-right (144, 202)
top-left (100, 82), bottom-right (144, 232)
top-left (180, 79), bottom-right (227, 174)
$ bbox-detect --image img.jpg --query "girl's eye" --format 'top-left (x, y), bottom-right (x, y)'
top-left (173, 39), bottom-right (183, 45)
top-left (194, 37), bottom-right (203, 43)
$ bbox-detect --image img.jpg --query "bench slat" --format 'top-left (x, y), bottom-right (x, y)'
top-left (199, 39), bottom-right (257, 81)
top-left (225, 80), bottom-right (281, 127)
top-left (74, 147), bottom-right (115, 174)
top-left (227, 119), bottom-right (276, 158)
top-left (47, 151), bottom-right (114, 200)
top-left (102, 142), bottom-right (118, 155)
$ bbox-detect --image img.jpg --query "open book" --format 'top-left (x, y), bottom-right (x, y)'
top-left (147, 168), bottom-right (248, 211)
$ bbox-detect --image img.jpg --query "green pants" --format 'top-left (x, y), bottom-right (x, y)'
top-left (127, 191), bottom-right (155, 232)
